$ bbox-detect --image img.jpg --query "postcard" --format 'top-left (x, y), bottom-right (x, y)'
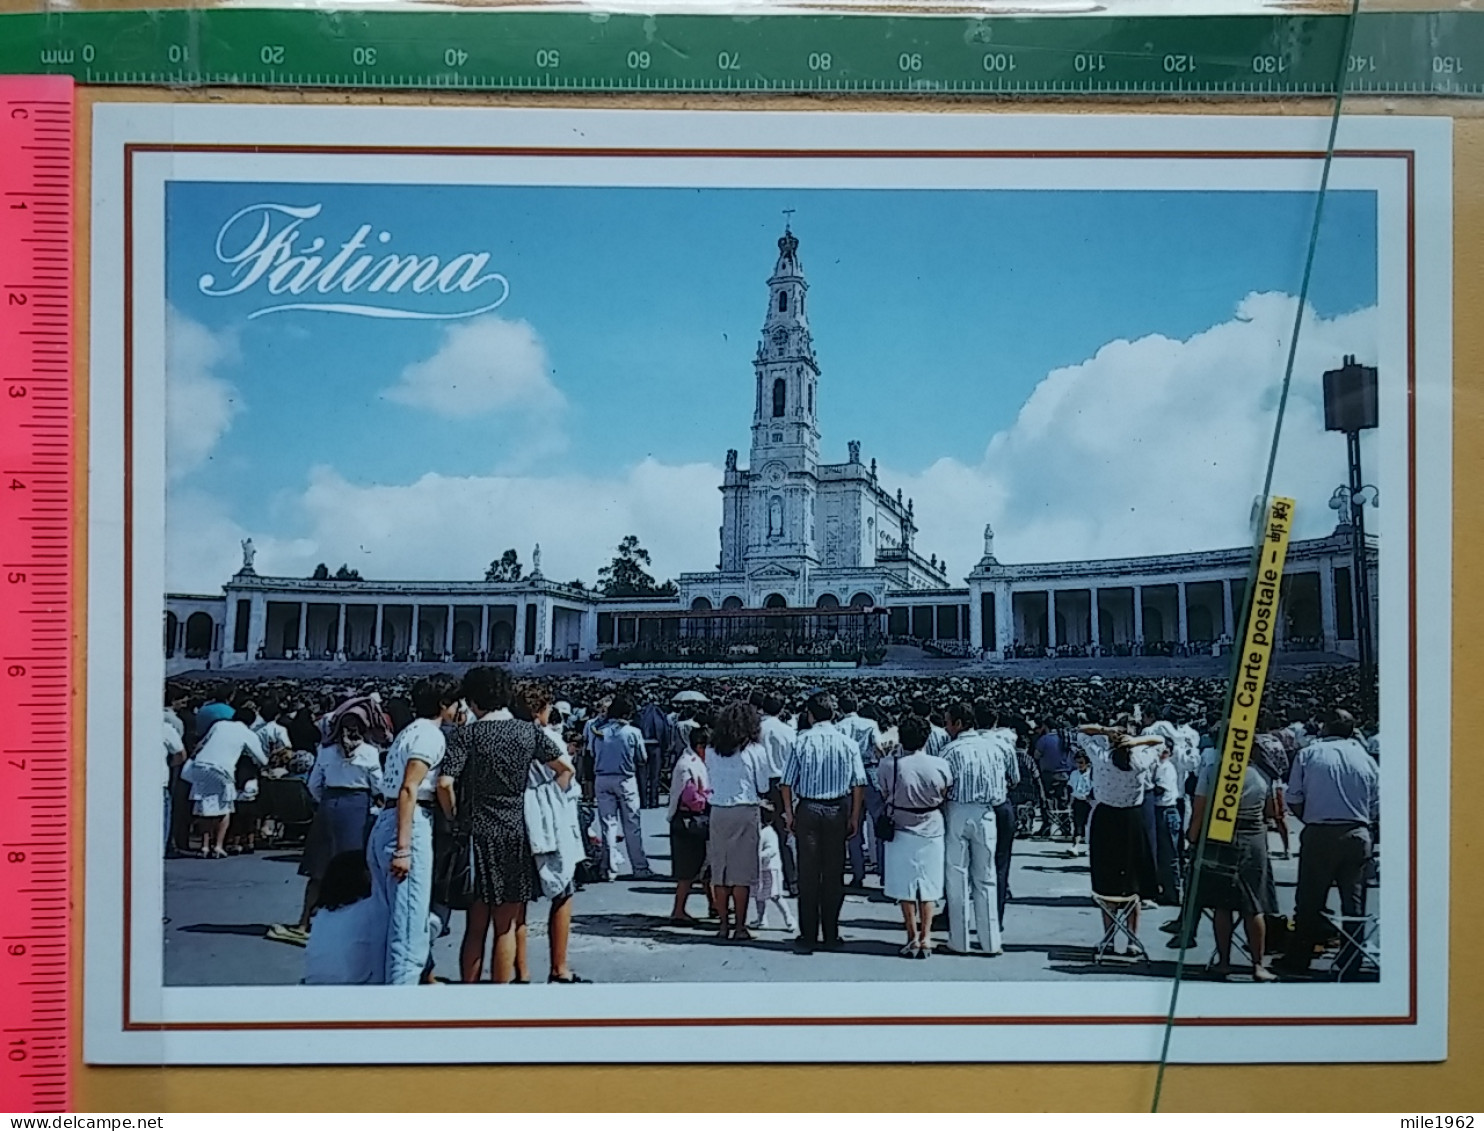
top-left (83, 103), bottom-right (1451, 1064)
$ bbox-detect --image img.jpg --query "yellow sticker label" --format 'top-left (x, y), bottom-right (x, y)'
top-left (1208, 496), bottom-right (1295, 845)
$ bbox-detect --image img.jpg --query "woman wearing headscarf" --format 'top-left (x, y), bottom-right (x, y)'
top-left (268, 706), bottom-right (383, 947)
top-left (666, 723), bottom-right (711, 925)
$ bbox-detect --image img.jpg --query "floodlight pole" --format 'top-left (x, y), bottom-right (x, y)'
top-left (1346, 428), bottom-right (1375, 678)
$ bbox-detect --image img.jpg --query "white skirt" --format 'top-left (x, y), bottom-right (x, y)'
top-left (883, 828), bottom-right (946, 902)
top-left (186, 759), bottom-right (237, 817)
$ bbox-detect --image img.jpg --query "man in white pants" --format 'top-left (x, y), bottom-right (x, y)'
top-left (588, 696), bottom-right (652, 879)
top-left (940, 700), bottom-right (1012, 956)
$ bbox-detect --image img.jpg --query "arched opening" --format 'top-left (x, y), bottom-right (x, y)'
top-left (489, 620), bottom-right (514, 658)
top-left (1143, 607), bottom-right (1164, 644)
top-left (815, 593), bottom-right (840, 609)
top-left (777, 291), bottom-right (788, 313)
top-left (764, 593), bottom-right (788, 609)
top-left (772, 377), bottom-right (786, 418)
top-left (453, 620), bottom-right (475, 659)
top-left (1189, 606), bottom-right (1214, 643)
top-left (849, 591), bottom-right (875, 608)
top-left (807, 383), bottom-right (813, 414)
top-left (690, 596), bottom-right (713, 612)
top-left (721, 595), bottom-right (744, 610)
top-left (184, 612), bottom-right (214, 659)
top-left (164, 612), bottom-right (178, 658)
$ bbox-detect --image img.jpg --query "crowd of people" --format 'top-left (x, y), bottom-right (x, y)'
top-left (162, 663), bottom-right (1380, 983)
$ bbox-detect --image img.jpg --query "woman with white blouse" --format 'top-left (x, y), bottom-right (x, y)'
top-left (268, 708), bottom-right (383, 947)
top-left (667, 724), bottom-right (712, 925)
top-left (705, 702), bottom-right (775, 941)
top-left (1077, 723), bottom-right (1165, 938)
top-left (877, 715), bottom-right (952, 958)
top-left (366, 672), bottom-right (464, 985)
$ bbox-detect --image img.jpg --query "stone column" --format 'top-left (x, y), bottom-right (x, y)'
top-left (297, 601), bottom-right (308, 655)
top-left (336, 604), bottom-right (346, 652)
top-left (580, 606), bottom-right (600, 660)
top-left (1089, 587), bottom-right (1101, 653)
top-left (246, 593), bottom-right (268, 660)
top-left (1176, 583), bottom-right (1189, 645)
top-left (514, 601), bottom-right (528, 662)
top-left (479, 605), bottom-right (490, 658)
top-left (444, 603), bottom-right (454, 656)
top-left (411, 605), bottom-right (421, 660)
top-left (1222, 578), bottom-right (1234, 639)
top-left (1318, 564), bottom-right (1339, 653)
top-left (1046, 589), bottom-right (1057, 649)
top-left (995, 584), bottom-right (1013, 654)
top-left (374, 604), bottom-right (384, 656)
top-left (968, 584), bottom-right (984, 652)
top-left (1133, 585), bottom-right (1144, 647)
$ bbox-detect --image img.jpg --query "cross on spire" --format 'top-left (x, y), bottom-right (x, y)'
top-left (782, 207), bottom-right (796, 230)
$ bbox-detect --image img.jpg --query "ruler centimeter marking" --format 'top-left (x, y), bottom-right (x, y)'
top-left (0, 74), bottom-right (73, 1115)
top-left (0, 9), bottom-right (1479, 97)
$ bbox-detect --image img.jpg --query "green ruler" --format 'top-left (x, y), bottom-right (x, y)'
top-left (0, 9), bottom-right (1480, 96)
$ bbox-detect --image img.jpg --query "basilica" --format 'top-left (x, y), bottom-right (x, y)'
top-left (165, 227), bottom-right (1377, 673)
top-left (675, 224), bottom-right (949, 615)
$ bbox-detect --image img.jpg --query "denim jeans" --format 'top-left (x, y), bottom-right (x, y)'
top-left (1154, 805), bottom-right (1183, 905)
top-left (847, 769), bottom-right (884, 883)
top-left (366, 805), bottom-right (434, 985)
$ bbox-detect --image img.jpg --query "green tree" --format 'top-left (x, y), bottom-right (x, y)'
top-left (310, 563), bottom-right (330, 580)
top-left (597, 535), bottom-right (678, 598)
top-left (485, 549), bottom-right (523, 582)
top-left (334, 564), bottom-right (362, 581)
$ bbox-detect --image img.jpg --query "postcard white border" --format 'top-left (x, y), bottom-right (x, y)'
top-left (85, 105), bottom-right (1452, 1065)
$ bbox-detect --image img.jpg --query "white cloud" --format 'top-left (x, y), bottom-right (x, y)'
top-left (167, 292), bottom-right (1382, 593)
top-left (883, 292), bottom-right (1378, 578)
top-left (383, 315), bottom-right (565, 421)
top-left (165, 488), bottom-right (317, 592)
top-left (166, 459), bottom-right (720, 593)
top-left (166, 307), bottom-right (241, 479)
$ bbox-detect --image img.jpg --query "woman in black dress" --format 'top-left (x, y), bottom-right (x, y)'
top-left (437, 666), bottom-right (570, 984)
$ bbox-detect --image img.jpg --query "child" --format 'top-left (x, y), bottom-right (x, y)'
top-left (1068, 751), bottom-right (1094, 856)
top-left (302, 850), bottom-right (381, 985)
top-left (749, 805), bottom-right (796, 932)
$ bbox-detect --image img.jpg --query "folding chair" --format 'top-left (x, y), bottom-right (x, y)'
top-left (1092, 893), bottom-right (1149, 963)
top-left (1331, 913), bottom-right (1380, 981)
top-left (1203, 906), bottom-right (1252, 969)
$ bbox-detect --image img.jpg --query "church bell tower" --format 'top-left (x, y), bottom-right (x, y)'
top-left (751, 224), bottom-right (820, 465)
top-left (743, 223), bottom-right (820, 585)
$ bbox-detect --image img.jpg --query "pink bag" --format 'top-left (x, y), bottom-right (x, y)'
top-left (679, 778), bottom-right (711, 814)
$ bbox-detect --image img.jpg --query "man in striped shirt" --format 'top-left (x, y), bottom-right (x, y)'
top-left (975, 700), bottom-right (1020, 930)
top-left (940, 701), bottom-right (1013, 955)
top-left (781, 692), bottom-right (867, 954)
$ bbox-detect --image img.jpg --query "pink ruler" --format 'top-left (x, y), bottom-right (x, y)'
top-left (0, 74), bottom-right (74, 1114)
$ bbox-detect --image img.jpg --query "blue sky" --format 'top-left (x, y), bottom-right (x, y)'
top-left (163, 182), bottom-right (1378, 589)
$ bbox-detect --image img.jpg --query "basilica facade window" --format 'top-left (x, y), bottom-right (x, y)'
top-left (772, 377), bottom-right (786, 417)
